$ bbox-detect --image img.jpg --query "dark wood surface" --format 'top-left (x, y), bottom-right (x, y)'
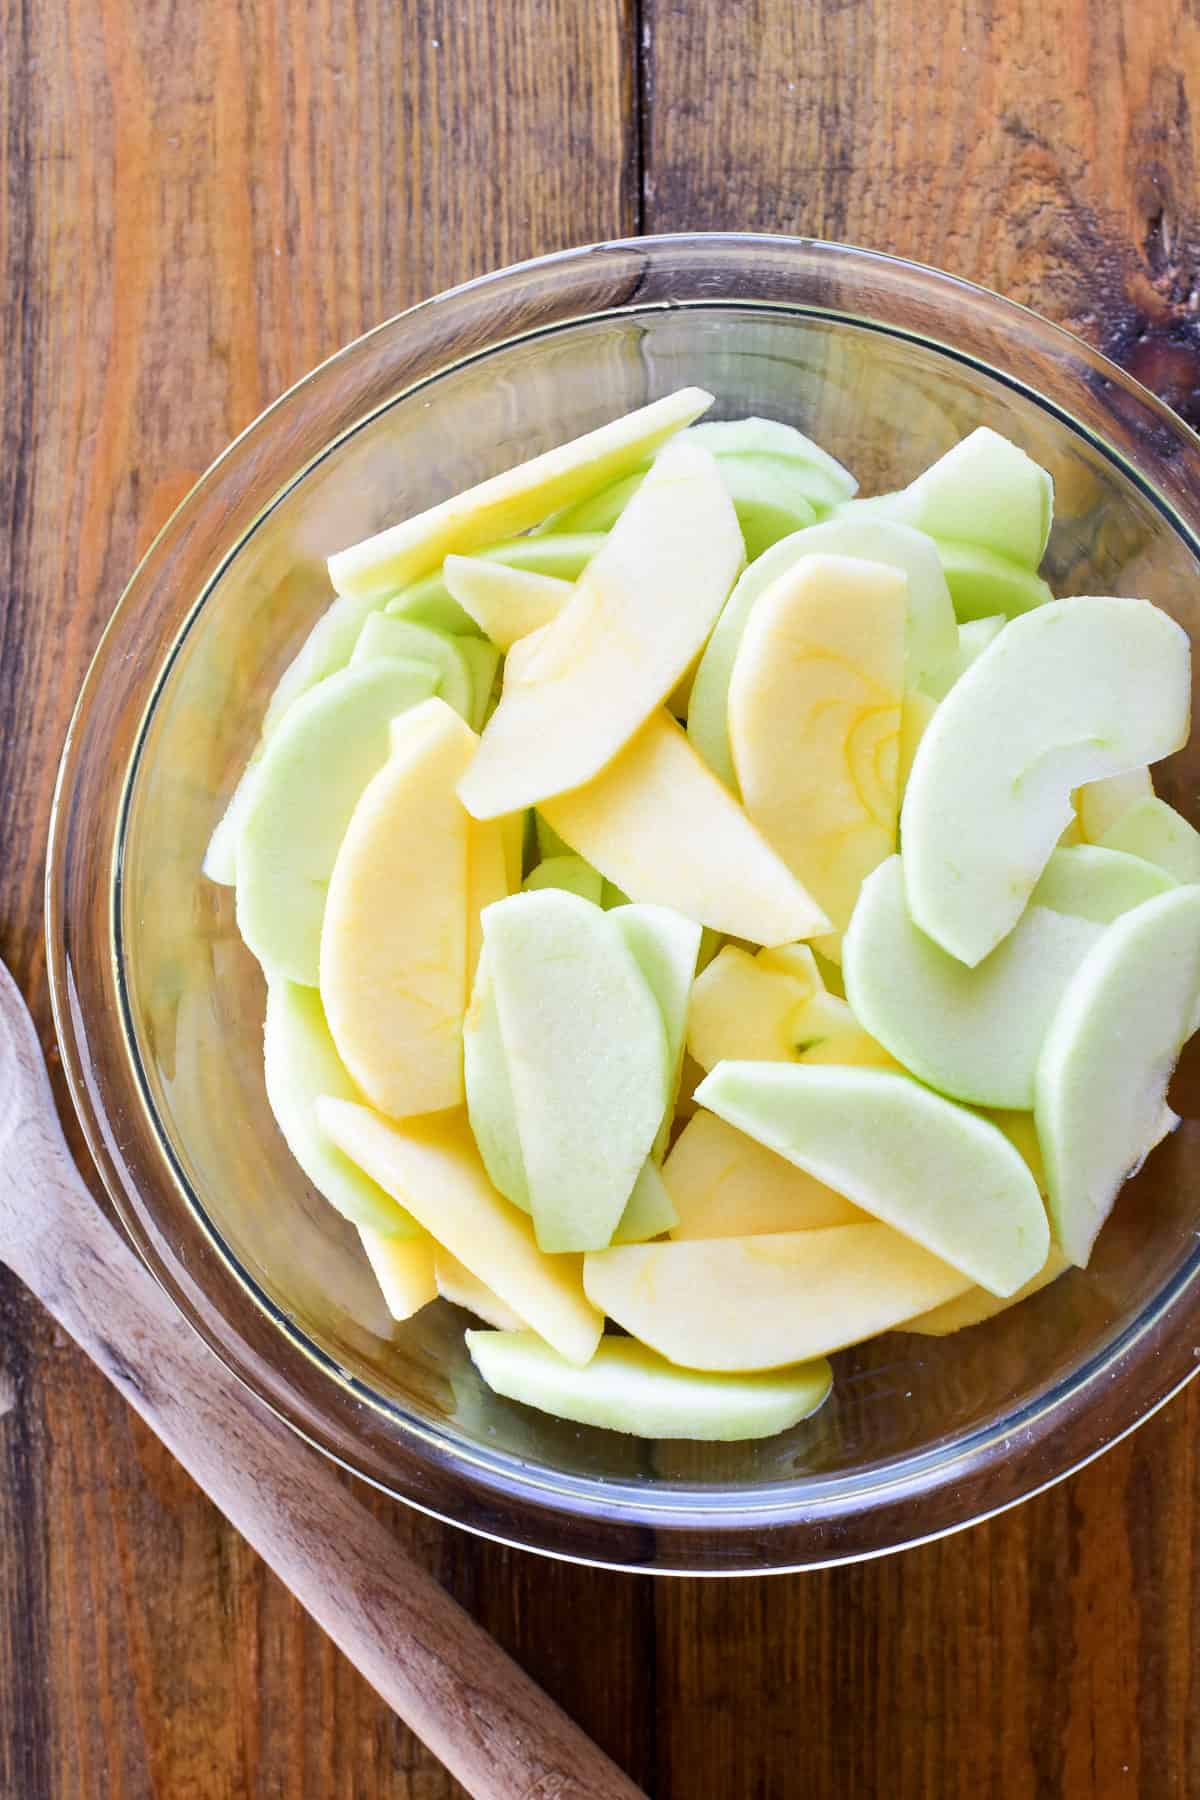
top-left (1, 2), bottom-right (1197, 1794)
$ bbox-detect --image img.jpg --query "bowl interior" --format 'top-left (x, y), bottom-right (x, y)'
top-left (113, 296), bottom-right (1200, 1536)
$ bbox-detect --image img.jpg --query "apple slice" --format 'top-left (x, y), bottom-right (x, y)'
top-left (612, 1160), bottom-right (679, 1243)
top-left (1035, 886), bottom-right (1200, 1265)
top-left (688, 943), bottom-right (821, 1069)
top-left (1099, 796), bottom-right (1200, 885)
top-left (843, 855), bottom-right (1105, 1108)
top-left (458, 637), bottom-right (501, 731)
top-left (846, 428), bottom-right (1053, 567)
top-left (462, 942), bottom-right (529, 1209)
top-left (359, 1229), bottom-right (438, 1321)
top-left (262, 980), bottom-right (420, 1237)
top-left (540, 711), bottom-right (829, 945)
top-left (466, 1330), bottom-right (833, 1441)
top-left (320, 699), bottom-right (475, 1118)
top-left (317, 1098), bottom-right (603, 1365)
top-left (899, 690), bottom-right (937, 792)
top-left (923, 614), bottom-right (1006, 701)
top-left (466, 815), bottom-right (509, 982)
top-left (936, 543), bottom-right (1053, 621)
top-left (728, 554), bottom-right (907, 941)
top-left (583, 1226), bottom-right (972, 1371)
top-left (688, 518), bottom-right (957, 788)
top-left (665, 1112), bottom-right (864, 1238)
top-left (387, 533), bottom-right (605, 636)
top-left (901, 596), bottom-right (1191, 965)
top-left (899, 1244), bottom-right (1070, 1336)
top-left (544, 472), bottom-right (645, 534)
top-left (696, 1063), bottom-right (1048, 1295)
top-left (686, 417), bottom-right (858, 509)
top-left (328, 387), bottom-right (712, 599)
top-left (350, 612), bottom-right (473, 719)
top-left (485, 891), bottom-right (670, 1252)
top-left (442, 555), bottom-right (572, 650)
top-left (458, 439), bottom-right (743, 817)
top-left (236, 657), bottom-right (442, 982)
top-left (610, 902), bottom-right (702, 1157)
top-left (522, 854), bottom-right (604, 905)
top-left (1074, 766), bottom-right (1153, 842)
top-left (434, 1249), bottom-right (526, 1330)
top-left (1029, 843), bottom-right (1176, 922)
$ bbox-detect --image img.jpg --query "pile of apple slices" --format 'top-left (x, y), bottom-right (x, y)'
top-left (207, 387), bottom-right (1200, 1444)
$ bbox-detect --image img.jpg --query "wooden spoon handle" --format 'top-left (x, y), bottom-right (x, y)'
top-left (0, 1053), bottom-right (644, 1800)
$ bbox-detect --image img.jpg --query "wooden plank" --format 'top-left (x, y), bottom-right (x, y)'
top-left (0, 2), bottom-right (640, 1795)
top-left (642, 2), bottom-right (1200, 1794)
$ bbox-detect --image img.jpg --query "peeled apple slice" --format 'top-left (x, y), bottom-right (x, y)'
top-left (540, 712), bottom-right (829, 945)
top-left (688, 518), bottom-right (957, 788)
top-left (1099, 796), bottom-right (1200, 885)
top-left (935, 543), bottom-right (1053, 621)
top-left (359, 1229), bottom-right (438, 1321)
top-left (900, 596), bottom-right (1191, 966)
top-left (687, 943), bottom-right (824, 1070)
top-left (696, 1063), bottom-right (1049, 1296)
top-left (350, 613), bottom-right (473, 719)
top-left (442, 555), bottom-right (571, 649)
top-left (847, 427), bottom-right (1053, 568)
top-left (728, 554), bottom-right (906, 940)
top-left (664, 1111), bottom-right (864, 1238)
top-left (434, 1249), bottom-right (525, 1330)
top-left (923, 614), bottom-right (1006, 701)
top-left (899, 1245), bottom-right (1070, 1337)
top-left (458, 638), bottom-right (501, 732)
top-left (1035, 886), bottom-right (1200, 1266)
top-left (236, 657), bottom-right (442, 983)
top-left (328, 386), bottom-right (712, 599)
top-left (1074, 766), bottom-right (1153, 842)
top-left (583, 1227), bottom-right (972, 1371)
top-left (466, 815), bottom-right (509, 981)
top-left (387, 533), bottom-right (605, 636)
top-left (466, 1330), bottom-right (833, 1441)
top-left (317, 1098), bottom-right (604, 1365)
top-left (523, 854), bottom-right (605, 904)
top-left (484, 891), bottom-right (670, 1252)
top-left (320, 700), bottom-right (475, 1118)
top-left (686, 417), bottom-right (858, 509)
top-left (262, 980), bottom-right (420, 1237)
top-left (612, 1160), bottom-right (679, 1243)
top-left (610, 902), bottom-right (702, 1157)
top-left (463, 943), bottom-right (529, 1209)
top-left (458, 439), bottom-right (743, 818)
top-left (843, 855), bottom-right (1105, 1109)
top-left (1029, 843), bottom-right (1175, 922)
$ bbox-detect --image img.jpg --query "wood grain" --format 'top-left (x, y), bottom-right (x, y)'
top-left (4, 0), bottom-right (1200, 1795)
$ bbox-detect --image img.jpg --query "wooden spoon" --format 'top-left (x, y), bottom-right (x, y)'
top-left (0, 961), bottom-right (644, 1800)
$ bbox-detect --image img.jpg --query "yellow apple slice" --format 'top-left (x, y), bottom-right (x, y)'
top-left (317, 1099), bottom-right (603, 1365)
top-left (328, 387), bottom-right (713, 599)
top-left (358, 1228), bottom-right (438, 1321)
top-left (433, 1249), bottom-right (526, 1330)
top-left (540, 712), bottom-right (829, 945)
top-left (442, 555), bottom-right (572, 649)
top-left (320, 699), bottom-right (475, 1119)
top-left (686, 943), bottom-right (895, 1072)
top-left (899, 1245), bottom-right (1070, 1336)
top-left (728, 554), bottom-right (906, 942)
top-left (458, 440), bottom-right (743, 818)
top-left (1074, 766), bottom-right (1153, 842)
top-left (664, 1112), bottom-right (865, 1237)
top-left (466, 814), bottom-right (509, 982)
top-left (899, 689), bottom-right (937, 791)
top-left (583, 1227), bottom-right (972, 1371)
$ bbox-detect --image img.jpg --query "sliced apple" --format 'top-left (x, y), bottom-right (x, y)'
top-left (386, 533), bottom-right (605, 635)
top-left (522, 853), bottom-right (604, 905)
top-left (686, 417), bottom-right (858, 509)
top-left (1035, 886), bottom-right (1200, 1265)
top-left (1074, 765), bottom-right (1153, 842)
top-left (350, 612), bottom-right (473, 719)
top-left (1099, 796), bottom-right (1200, 885)
top-left (899, 689), bottom-right (937, 791)
top-left (583, 1226), bottom-right (972, 1371)
top-left (320, 699), bottom-right (475, 1118)
top-left (442, 555), bottom-right (571, 649)
top-left (317, 1098), bottom-right (603, 1365)
top-left (262, 980), bottom-right (419, 1236)
top-left (899, 1244), bottom-right (1070, 1336)
top-left (466, 815), bottom-right (509, 982)
top-left (466, 1329), bottom-right (833, 1440)
top-left (696, 1063), bottom-right (1048, 1295)
top-left (359, 1228), bottom-right (438, 1321)
top-left (901, 596), bottom-right (1191, 965)
top-left (328, 387), bottom-right (712, 599)
top-left (843, 855), bottom-right (1105, 1108)
top-left (665, 1111), bottom-right (864, 1238)
top-left (688, 517), bottom-right (957, 788)
top-left (612, 1160), bottom-right (679, 1243)
top-left (485, 890), bottom-right (670, 1252)
top-left (458, 637), bottom-right (501, 732)
top-left (936, 543), bottom-right (1053, 621)
top-left (236, 658), bottom-right (442, 982)
top-left (462, 942), bottom-right (529, 1209)
top-left (728, 554), bottom-right (906, 940)
top-left (434, 1248), bottom-right (526, 1330)
top-left (923, 614), bottom-right (1006, 702)
top-left (458, 439), bottom-right (743, 817)
top-left (540, 711), bottom-right (829, 945)
top-left (688, 943), bottom-right (820, 1069)
top-left (610, 902), bottom-right (702, 1157)
top-left (846, 428), bottom-right (1053, 567)
top-left (1029, 843), bottom-right (1176, 922)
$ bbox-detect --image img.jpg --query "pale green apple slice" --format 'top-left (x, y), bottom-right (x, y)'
top-left (463, 942), bottom-right (529, 1209)
top-left (688, 518), bottom-right (956, 788)
top-left (1099, 796), bottom-right (1200, 885)
top-left (236, 658), bottom-right (442, 982)
top-left (543, 471), bottom-right (645, 534)
top-left (708, 455), bottom-right (818, 558)
top-left (610, 901), bottom-right (702, 1158)
top-left (583, 1226), bottom-right (971, 1371)
top-left (1074, 766), bottom-right (1153, 842)
top-left (843, 855), bottom-right (1103, 1109)
top-left (328, 387), bottom-right (712, 599)
top-left (458, 637), bottom-right (501, 732)
top-left (611, 1160), bottom-right (679, 1243)
top-left (695, 1063), bottom-right (1048, 1295)
top-left (522, 853), bottom-right (604, 904)
top-left (349, 612), bottom-right (473, 719)
top-left (442, 555), bottom-right (571, 649)
top-left (1036, 886), bottom-right (1200, 1265)
top-left (534, 812), bottom-right (574, 861)
top-left (1029, 844), bottom-right (1176, 921)
top-left (263, 980), bottom-right (419, 1236)
top-left (484, 890), bottom-right (670, 1252)
top-left (665, 1111), bottom-right (864, 1238)
top-left (923, 614), bottom-right (1005, 701)
top-left (845, 428), bottom-right (1053, 567)
top-left (466, 1330), bottom-right (832, 1440)
top-left (901, 596), bottom-right (1191, 966)
top-left (317, 1099), bottom-right (603, 1365)
top-left (935, 542), bottom-right (1054, 621)
top-left (359, 1230), bottom-right (438, 1321)
top-left (386, 532), bottom-right (605, 634)
top-left (686, 417), bottom-right (858, 506)
top-left (540, 711), bottom-right (829, 945)
top-left (434, 1248), bottom-right (526, 1330)
top-left (458, 439), bottom-right (743, 818)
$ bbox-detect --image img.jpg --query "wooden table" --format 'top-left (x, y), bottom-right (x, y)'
top-left (2, 3), bottom-right (1197, 1793)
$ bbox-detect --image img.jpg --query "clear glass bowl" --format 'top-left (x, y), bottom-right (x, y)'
top-left (46, 235), bottom-right (1200, 1574)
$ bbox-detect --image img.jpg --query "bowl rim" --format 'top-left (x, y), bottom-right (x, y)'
top-left (46, 230), bottom-right (1200, 1574)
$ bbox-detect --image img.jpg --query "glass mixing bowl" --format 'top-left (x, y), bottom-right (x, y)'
top-left (46, 235), bottom-right (1200, 1573)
